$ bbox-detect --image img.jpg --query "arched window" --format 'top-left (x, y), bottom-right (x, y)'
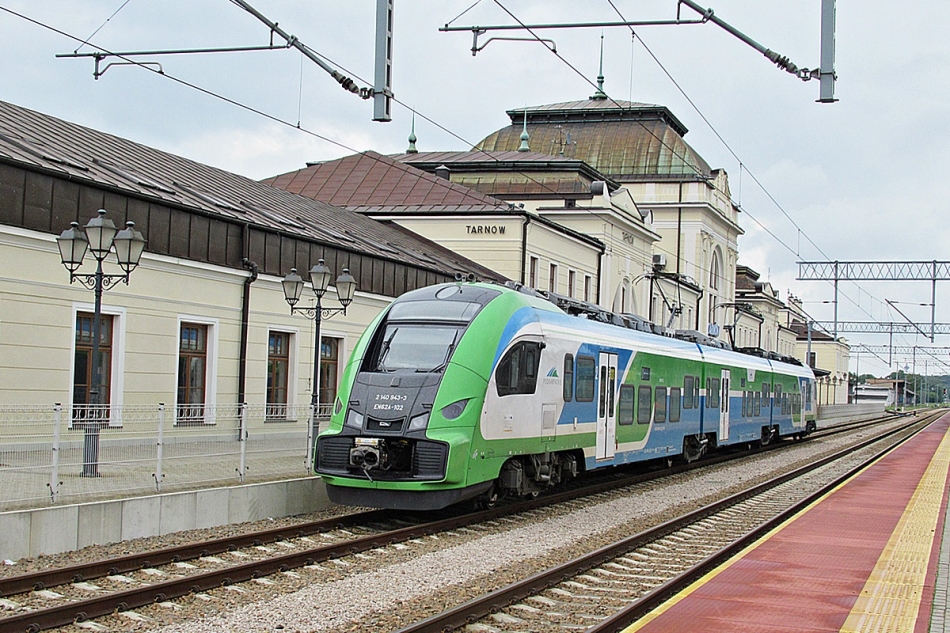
top-left (709, 248), bottom-right (722, 291)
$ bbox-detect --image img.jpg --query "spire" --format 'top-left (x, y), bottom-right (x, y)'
top-left (406, 112), bottom-right (418, 153)
top-left (591, 32), bottom-right (607, 100)
top-left (517, 109), bottom-right (530, 152)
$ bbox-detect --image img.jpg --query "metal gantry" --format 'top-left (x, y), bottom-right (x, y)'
top-left (797, 260), bottom-right (950, 341)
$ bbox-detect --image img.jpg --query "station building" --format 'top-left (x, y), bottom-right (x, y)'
top-left (0, 100), bottom-right (498, 425)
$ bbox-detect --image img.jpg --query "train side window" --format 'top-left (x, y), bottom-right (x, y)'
top-left (637, 385), bottom-right (652, 424)
top-left (742, 391), bottom-right (748, 417)
top-left (496, 341), bottom-right (542, 397)
top-left (684, 376), bottom-right (694, 409)
top-left (618, 385), bottom-right (635, 425)
top-left (705, 378), bottom-right (711, 408)
top-left (598, 365), bottom-right (608, 418)
top-left (693, 376), bottom-right (700, 407)
top-left (709, 378), bottom-right (720, 410)
top-left (575, 356), bottom-right (595, 402)
top-left (763, 383), bottom-right (770, 407)
top-left (774, 384), bottom-right (783, 410)
top-left (669, 387), bottom-right (681, 422)
top-left (655, 387), bottom-right (667, 423)
top-left (755, 391), bottom-right (761, 416)
top-left (563, 354), bottom-right (574, 402)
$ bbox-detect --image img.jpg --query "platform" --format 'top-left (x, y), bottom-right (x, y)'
top-left (625, 412), bottom-right (950, 633)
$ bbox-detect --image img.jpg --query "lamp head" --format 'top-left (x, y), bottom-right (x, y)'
top-left (309, 259), bottom-right (332, 297)
top-left (282, 268), bottom-right (305, 308)
top-left (335, 268), bottom-right (357, 308)
top-left (57, 221), bottom-right (88, 273)
top-left (113, 221), bottom-right (146, 274)
top-left (84, 209), bottom-right (118, 261)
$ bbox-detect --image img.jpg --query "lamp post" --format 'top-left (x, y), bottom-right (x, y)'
top-left (57, 210), bottom-right (146, 477)
top-left (281, 260), bottom-right (357, 413)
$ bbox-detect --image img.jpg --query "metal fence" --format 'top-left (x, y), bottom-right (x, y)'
top-left (0, 403), bottom-right (330, 512)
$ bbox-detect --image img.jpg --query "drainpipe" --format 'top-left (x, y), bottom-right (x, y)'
top-left (596, 243), bottom-right (604, 305)
top-left (520, 214), bottom-right (530, 285)
top-left (238, 224), bottom-right (259, 407)
top-left (695, 290), bottom-right (703, 331)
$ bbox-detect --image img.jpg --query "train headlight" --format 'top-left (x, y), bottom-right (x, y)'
top-left (345, 410), bottom-right (364, 430)
top-left (408, 412), bottom-right (430, 432)
top-left (440, 399), bottom-right (470, 421)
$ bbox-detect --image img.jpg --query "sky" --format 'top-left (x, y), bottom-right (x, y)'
top-left (1, 0), bottom-right (948, 377)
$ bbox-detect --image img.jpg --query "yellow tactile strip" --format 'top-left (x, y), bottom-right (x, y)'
top-left (838, 429), bottom-right (950, 633)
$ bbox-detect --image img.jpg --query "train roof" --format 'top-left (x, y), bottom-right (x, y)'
top-left (492, 281), bottom-right (809, 375)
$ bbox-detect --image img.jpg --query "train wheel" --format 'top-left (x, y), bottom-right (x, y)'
top-left (476, 484), bottom-right (500, 510)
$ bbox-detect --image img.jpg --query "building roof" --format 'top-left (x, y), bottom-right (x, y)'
top-left (390, 150), bottom-right (619, 197)
top-left (264, 151), bottom-right (606, 251)
top-left (476, 98), bottom-right (713, 181)
top-left (262, 151), bottom-right (511, 213)
top-left (0, 101), bottom-right (497, 279)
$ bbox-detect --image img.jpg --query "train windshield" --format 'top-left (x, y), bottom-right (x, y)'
top-left (373, 324), bottom-right (462, 372)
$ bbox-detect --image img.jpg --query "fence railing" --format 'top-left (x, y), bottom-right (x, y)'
top-left (0, 403), bottom-right (331, 512)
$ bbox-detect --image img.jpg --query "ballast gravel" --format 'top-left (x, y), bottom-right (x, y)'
top-left (146, 420), bottom-right (911, 633)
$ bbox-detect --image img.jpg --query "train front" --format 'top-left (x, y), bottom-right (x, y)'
top-left (314, 283), bottom-right (505, 510)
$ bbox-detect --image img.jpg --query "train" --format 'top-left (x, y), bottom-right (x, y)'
top-left (315, 281), bottom-right (817, 511)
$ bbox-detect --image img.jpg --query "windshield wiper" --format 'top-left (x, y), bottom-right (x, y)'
top-left (376, 327), bottom-right (398, 371)
top-left (422, 331), bottom-right (460, 373)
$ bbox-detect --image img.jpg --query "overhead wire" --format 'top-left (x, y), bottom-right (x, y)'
top-left (601, 0), bottom-right (890, 325)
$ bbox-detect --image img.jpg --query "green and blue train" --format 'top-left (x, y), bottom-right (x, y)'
top-left (315, 281), bottom-right (817, 510)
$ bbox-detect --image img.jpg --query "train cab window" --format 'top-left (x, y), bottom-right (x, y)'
top-left (563, 354), bottom-right (574, 402)
top-left (637, 385), bottom-right (652, 424)
top-left (684, 376), bottom-right (694, 409)
top-left (669, 387), bottom-right (681, 422)
top-left (655, 387), bottom-right (667, 423)
top-left (575, 356), bottom-right (595, 402)
top-left (618, 385), bottom-right (635, 425)
top-left (496, 341), bottom-right (542, 397)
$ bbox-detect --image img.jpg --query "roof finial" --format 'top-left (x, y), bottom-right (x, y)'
top-left (406, 112), bottom-right (418, 153)
top-left (517, 108), bottom-right (530, 152)
top-left (591, 32), bottom-right (607, 100)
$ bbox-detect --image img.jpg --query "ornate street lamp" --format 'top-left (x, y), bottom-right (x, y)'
top-left (58, 210), bottom-right (146, 477)
top-left (282, 259), bottom-right (356, 410)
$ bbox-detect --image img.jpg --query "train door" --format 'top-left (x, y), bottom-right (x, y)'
top-left (596, 352), bottom-right (618, 460)
top-left (719, 368), bottom-right (731, 441)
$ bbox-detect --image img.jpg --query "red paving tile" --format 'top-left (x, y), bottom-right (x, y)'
top-left (630, 415), bottom-right (950, 633)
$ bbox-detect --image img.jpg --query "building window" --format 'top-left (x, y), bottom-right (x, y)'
top-left (74, 312), bottom-right (113, 420)
top-left (568, 270), bottom-right (576, 298)
top-left (320, 337), bottom-right (341, 408)
top-left (808, 352), bottom-right (816, 368)
top-left (549, 263), bottom-right (558, 293)
top-left (584, 275), bottom-right (592, 302)
top-left (267, 332), bottom-right (291, 420)
top-left (710, 248), bottom-right (722, 291)
top-left (529, 256), bottom-right (539, 289)
top-left (178, 323), bottom-right (208, 423)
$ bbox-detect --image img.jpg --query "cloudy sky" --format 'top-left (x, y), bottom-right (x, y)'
top-left (1, 0), bottom-right (947, 376)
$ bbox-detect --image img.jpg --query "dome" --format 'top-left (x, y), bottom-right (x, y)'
top-left (476, 99), bottom-right (712, 181)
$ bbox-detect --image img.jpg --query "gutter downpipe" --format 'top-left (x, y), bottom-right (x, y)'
top-left (520, 213), bottom-right (530, 285)
top-left (238, 224), bottom-right (259, 409)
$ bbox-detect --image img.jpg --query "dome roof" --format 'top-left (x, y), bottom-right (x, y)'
top-left (476, 99), bottom-right (712, 181)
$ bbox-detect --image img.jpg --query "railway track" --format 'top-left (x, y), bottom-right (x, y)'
top-left (393, 410), bottom-right (940, 633)
top-left (0, 411), bottom-right (910, 633)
